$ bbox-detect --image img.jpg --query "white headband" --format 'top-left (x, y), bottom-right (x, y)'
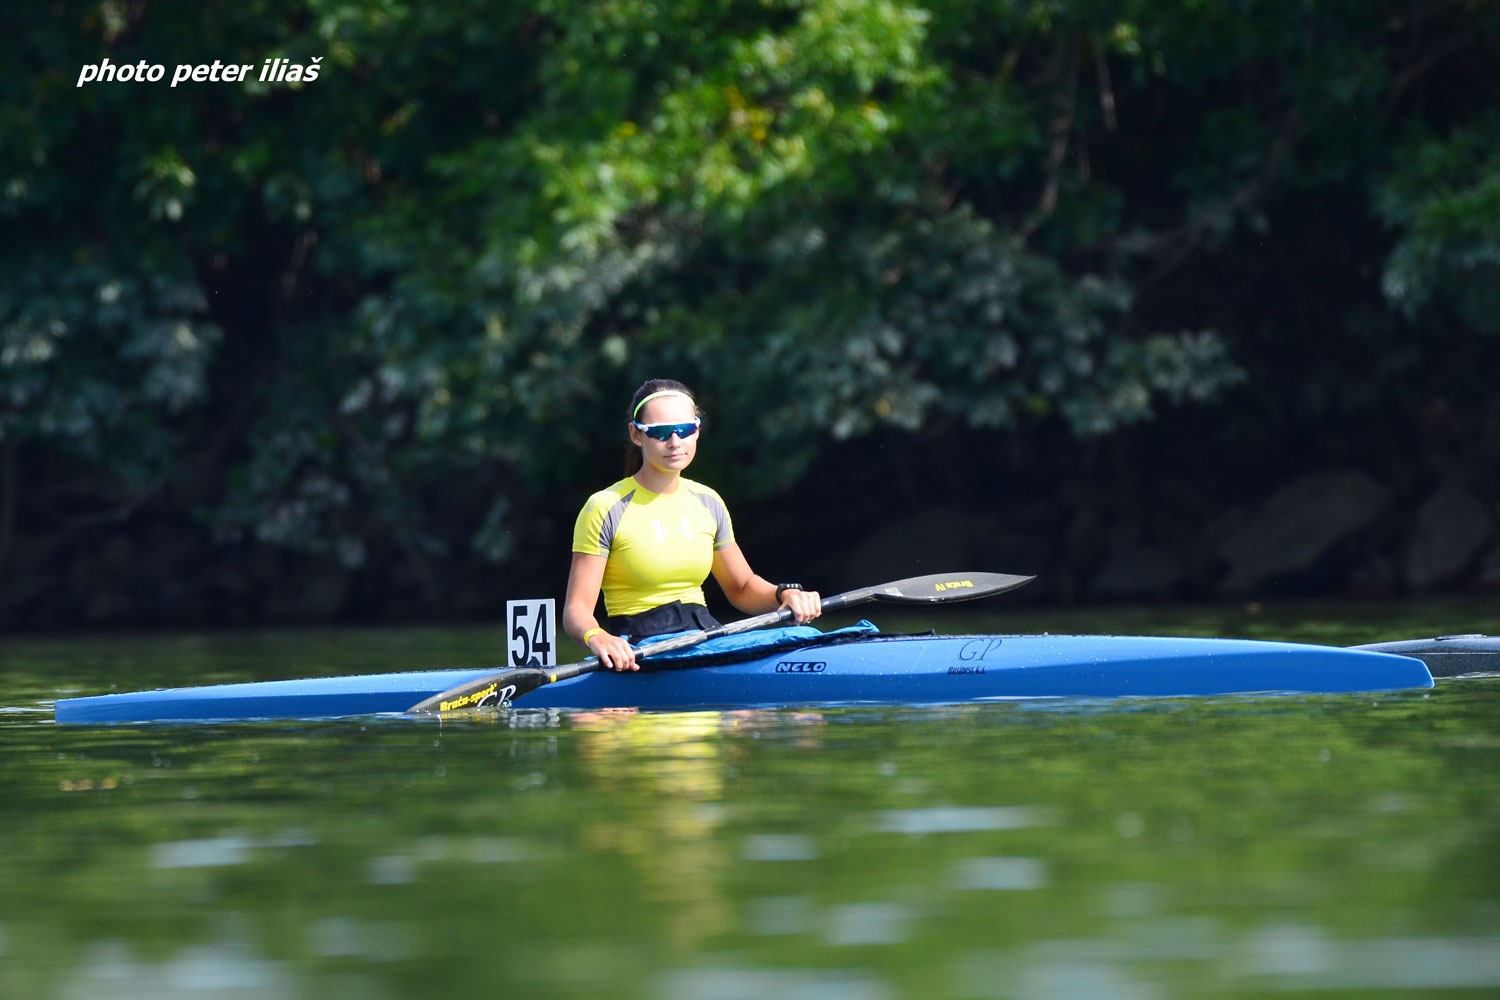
top-left (632, 389), bottom-right (693, 419)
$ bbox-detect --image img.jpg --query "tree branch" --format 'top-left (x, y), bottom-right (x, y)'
top-left (1115, 109), bottom-right (1305, 288)
top-left (1093, 35), bottom-right (1117, 131)
top-left (1021, 33), bottom-right (1081, 238)
top-left (1386, 31), bottom-right (1477, 112)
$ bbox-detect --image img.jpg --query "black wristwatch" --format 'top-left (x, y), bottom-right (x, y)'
top-left (775, 583), bottom-right (803, 603)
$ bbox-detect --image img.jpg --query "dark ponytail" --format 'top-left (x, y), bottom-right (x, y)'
top-left (624, 378), bottom-right (698, 476)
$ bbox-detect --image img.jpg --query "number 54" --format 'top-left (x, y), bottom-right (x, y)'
top-left (507, 599), bottom-right (556, 668)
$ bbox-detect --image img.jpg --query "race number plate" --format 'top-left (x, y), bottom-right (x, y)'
top-left (506, 599), bottom-right (557, 668)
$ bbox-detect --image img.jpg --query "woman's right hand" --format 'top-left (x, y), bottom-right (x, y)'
top-left (586, 630), bottom-right (639, 672)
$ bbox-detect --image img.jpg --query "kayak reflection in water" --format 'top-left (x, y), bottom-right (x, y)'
top-left (563, 378), bottom-right (822, 672)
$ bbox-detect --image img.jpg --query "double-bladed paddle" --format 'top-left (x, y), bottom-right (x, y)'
top-left (407, 571), bottom-right (1034, 715)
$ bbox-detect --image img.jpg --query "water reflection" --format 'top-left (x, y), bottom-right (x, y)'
top-left (52, 921), bottom-right (1500, 1000)
top-left (659, 966), bottom-right (894, 1000)
top-left (952, 856), bottom-right (1048, 891)
top-left (824, 902), bottom-right (915, 946)
top-left (366, 854), bottom-right (418, 885)
top-left (875, 806), bottom-right (1056, 835)
top-left (309, 917), bottom-right (415, 962)
top-left (570, 711), bottom-right (742, 951)
top-left (152, 835), bottom-right (258, 869)
top-left (3, 636), bottom-right (1498, 999)
top-left (954, 927), bottom-right (1500, 997)
top-left (742, 834), bottom-right (820, 861)
top-left (60, 938), bottom-right (296, 1000)
top-left (1237, 929), bottom-right (1500, 989)
top-left (744, 896), bottom-right (817, 936)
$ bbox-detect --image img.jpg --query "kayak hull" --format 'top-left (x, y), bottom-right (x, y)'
top-left (54, 633), bottom-right (1433, 724)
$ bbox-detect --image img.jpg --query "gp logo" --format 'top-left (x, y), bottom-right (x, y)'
top-left (478, 684), bottom-right (518, 708)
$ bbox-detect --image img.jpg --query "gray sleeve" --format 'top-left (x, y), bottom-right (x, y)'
top-left (597, 490), bottom-right (634, 552)
top-left (691, 488), bottom-right (734, 549)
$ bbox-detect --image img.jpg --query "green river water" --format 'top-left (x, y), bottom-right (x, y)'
top-left (3, 598), bottom-right (1499, 999)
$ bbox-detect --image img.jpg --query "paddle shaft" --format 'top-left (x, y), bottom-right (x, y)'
top-left (408, 571), bottom-right (1032, 713)
top-left (549, 585), bottom-right (871, 683)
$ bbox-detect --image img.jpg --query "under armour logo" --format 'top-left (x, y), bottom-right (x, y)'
top-left (650, 517), bottom-right (695, 543)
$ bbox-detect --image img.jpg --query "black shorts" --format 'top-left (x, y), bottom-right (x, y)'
top-left (606, 601), bottom-right (721, 643)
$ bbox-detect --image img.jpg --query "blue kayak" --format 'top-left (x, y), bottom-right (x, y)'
top-left (54, 631), bottom-right (1433, 724)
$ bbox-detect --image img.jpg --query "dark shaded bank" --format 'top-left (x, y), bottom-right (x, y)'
top-left (4, 409), bottom-right (1496, 630)
top-left (768, 420), bottom-right (1500, 607)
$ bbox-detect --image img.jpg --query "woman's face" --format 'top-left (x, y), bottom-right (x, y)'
top-left (630, 394), bottom-right (699, 477)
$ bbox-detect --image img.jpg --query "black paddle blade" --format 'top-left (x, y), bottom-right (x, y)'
top-left (408, 668), bottom-right (550, 715)
top-left (881, 571), bottom-right (1032, 601)
top-left (830, 571), bottom-right (1034, 609)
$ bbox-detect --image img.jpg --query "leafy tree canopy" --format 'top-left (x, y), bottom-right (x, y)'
top-left (2, 0), bottom-right (1496, 594)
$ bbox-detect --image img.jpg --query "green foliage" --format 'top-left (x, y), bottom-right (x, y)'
top-left (1377, 114), bottom-right (1500, 335)
top-left (319, 0), bottom-right (1251, 510)
top-left (4, 0), bottom-right (1498, 586)
top-left (0, 260), bottom-right (219, 488)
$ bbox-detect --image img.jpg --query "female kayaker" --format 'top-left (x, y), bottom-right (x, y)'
top-left (564, 378), bottom-right (822, 671)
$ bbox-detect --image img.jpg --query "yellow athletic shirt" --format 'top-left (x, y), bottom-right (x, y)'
top-left (571, 476), bottom-right (735, 618)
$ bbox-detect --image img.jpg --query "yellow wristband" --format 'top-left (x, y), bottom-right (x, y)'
top-left (582, 627), bottom-right (604, 645)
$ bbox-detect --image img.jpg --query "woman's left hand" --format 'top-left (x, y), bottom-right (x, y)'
top-left (780, 588), bottom-right (822, 625)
